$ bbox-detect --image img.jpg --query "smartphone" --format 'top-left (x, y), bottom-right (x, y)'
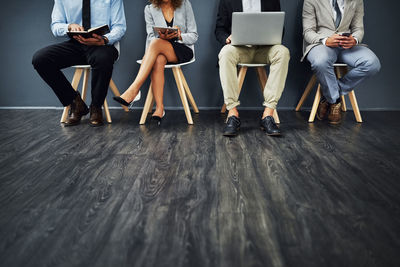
top-left (340, 32), bottom-right (351, 37)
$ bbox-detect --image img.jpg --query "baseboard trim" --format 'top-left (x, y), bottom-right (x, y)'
top-left (0, 106), bottom-right (399, 111)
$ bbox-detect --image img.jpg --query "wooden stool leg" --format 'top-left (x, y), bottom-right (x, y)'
top-left (103, 99), bottom-right (112, 123)
top-left (296, 75), bottom-right (317, 111)
top-left (80, 68), bottom-right (90, 101)
top-left (335, 66), bottom-right (347, 112)
top-left (61, 68), bottom-right (83, 123)
top-left (273, 110), bottom-right (280, 124)
top-left (256, 66), bottom-right (268, 90)
top-left (341, 95), bottom-right (347, 111)
top-left (221, 66), bottom-right (248, 113)
top-left (178, 68), bottom-right (199, 113)
top-left (173, 67), bottom-right (193, 124)
top-left (337, 65), bottom-right (362, 122)
top-left (309, 84), bottom-right (322, 123)
top-left (109, 79), bottom-right (129, 112)
top-left (348, 90), bottom-right (363, 123)
top-left (139, 83), bottom-right (154, 124)
top-left (237, 67), bottom-right (248, 92)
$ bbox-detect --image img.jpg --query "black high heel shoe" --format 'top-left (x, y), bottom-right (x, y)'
top-left (113, 96), bottom-right (130, 106)
top-left (112, 91), bottom-right (141, 108)
top-left (151, 111), bottom-right (165, 125)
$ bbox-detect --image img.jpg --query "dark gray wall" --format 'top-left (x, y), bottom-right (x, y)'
top-left (1, 0), bottom-right (399, 109)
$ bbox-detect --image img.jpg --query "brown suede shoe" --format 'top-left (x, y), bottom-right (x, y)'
top-left (328, 101), bottom-right (342, 125)
top-left (317, 98), bottom-right (330, 121)
top-left (64, 92), bottom-right (89, 126)
top-left (89, 105), bottom-right (104, 127)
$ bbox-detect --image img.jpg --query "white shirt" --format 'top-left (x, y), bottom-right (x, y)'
top-left (331, 0), bottom-right (345, 22)
top-left (242, 0), bottom-right (261, 13)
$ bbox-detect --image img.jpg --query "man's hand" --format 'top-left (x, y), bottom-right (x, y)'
top-left (326, 34), bottom-right (357, 49)
top-left (68, 23), bottom-right (84, 32)
top-left (226, 35), bottom-right (232, 44)
top-left (325, 34), bottom-right (345, 48)
top-left (73, 34), bottom-right (105, 46)
top-left (339, 35), bottom-right (357, 49)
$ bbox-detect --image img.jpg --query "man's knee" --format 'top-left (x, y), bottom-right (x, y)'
top-left (218, 45), bottom-right (239, 64)
top-left (89, 51), bottom-right (115, 68)
top-left (308, 46), bottom-right (336, 71)
top-left (309, 54), bottom-right (333, 71)
top-left (271, 45), bottom-right (290, 63)
top-left (32, 49), bottom-right (49, 70)
top-left (362, 56), bottom-right (381, 76)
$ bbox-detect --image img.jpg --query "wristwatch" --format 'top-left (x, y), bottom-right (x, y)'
top-left (102, 36), bottom-right (109, 45)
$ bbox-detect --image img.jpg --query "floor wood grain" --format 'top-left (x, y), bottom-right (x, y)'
top-left (0, 110), bottom-right (399, 267)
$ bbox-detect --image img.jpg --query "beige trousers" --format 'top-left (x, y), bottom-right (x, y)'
top-left (218, 44), bottom-right (290, 110)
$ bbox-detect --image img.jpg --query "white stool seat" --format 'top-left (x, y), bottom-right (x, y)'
top-left (238, 63), bottom-right (267, 67)
top-left (333, 63), bottom-right (348, 67)
top-left (72, 65), bottom-right (91, 69)
top-left (136, 58), bottom-right (196, 68)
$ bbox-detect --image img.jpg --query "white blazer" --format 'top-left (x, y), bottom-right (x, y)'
top-left (144, 0), bottom-right (198, 53)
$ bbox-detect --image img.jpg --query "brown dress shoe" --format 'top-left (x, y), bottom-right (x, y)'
top-left (64, 92), bottom-right (89, 126)
top-left (328, 101), bottom-right (342, 125)
top-left (317, 98), bottom-right (330, 120)
top-left (89, 105), bottom-right (104, 127)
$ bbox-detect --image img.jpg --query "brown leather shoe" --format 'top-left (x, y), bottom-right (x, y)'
top-left (89, 105), bottom-right (104, 127)
top-left (328, 101), bottom-right (342, 125)
top-left (317, 98), bottom-right (329, 121)
top-left (64, 92), bottom-right (89, 126)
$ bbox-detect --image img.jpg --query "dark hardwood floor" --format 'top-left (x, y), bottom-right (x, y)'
top-left (0, 109), bottom-right (399, 267)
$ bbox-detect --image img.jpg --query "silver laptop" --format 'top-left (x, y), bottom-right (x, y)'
top-left (231, 12), bottom-right (285, 46)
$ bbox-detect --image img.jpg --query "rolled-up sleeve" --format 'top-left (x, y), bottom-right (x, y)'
top-left (180, 0), bottom-right (198, 45)
top-left (51, 0), bottom-right (69, 37)
top-left (104, 0), bottom-right (127, 45)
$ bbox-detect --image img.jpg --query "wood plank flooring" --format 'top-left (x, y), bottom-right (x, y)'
top-left (0, 109), bottom-right (399, 267)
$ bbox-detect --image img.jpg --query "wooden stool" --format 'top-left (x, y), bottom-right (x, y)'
top-left (295, 63), bottom-right (362, 123)
top-left (220, 63), bottom-right (280, 124)
top-left (138, 59), bottom-right (199, 125)
top-left (60, 65), bottom-right (129, 124)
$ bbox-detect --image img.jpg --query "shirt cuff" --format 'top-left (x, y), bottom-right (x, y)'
top-left (52, 23), bottom-right (69, 37)
top-left (103, 33), bottom-right (113, 45)
top-left (322, 38), bottom-right (328, 46)
top-left (354, 37), bottom-right (359, 44)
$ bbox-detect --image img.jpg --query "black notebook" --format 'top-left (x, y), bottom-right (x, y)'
top-left (67, 24), bottom-right (110, 39)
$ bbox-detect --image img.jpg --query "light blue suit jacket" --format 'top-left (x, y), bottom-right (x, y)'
top-left (144, 0), bottom-right (198, 53)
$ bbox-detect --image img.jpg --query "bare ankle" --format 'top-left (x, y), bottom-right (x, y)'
top-left (153, 105), bottom-right (164, 115)
top-left (262, 108), bottom-right (274, 119)
top-left (228, 108), bottom-right (239, 118)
